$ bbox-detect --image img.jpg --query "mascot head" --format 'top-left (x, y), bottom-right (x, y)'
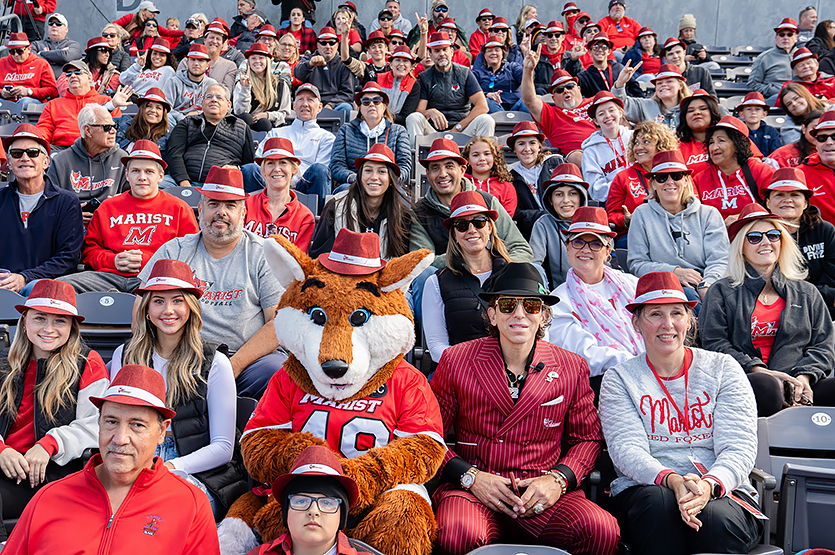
top-left (265, 230), bottom-right (433, 401)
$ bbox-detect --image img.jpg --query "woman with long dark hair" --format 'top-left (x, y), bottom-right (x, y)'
top-left (130, 17), bottom-right (161, 56)
top-left (115, 87), bottom-right (171, 156)
top-left (62, 37), bottom-right (121, 96)
top-left (676, 89), bottom-right (724, 175)
top-left (111, 259), bottom-right (245, 517)
top-left (119, 37), bottom-right (176, 96)
top-left (0, 281), bottom-right (108, 541)
top-left (807, 19), bottom-right (835, 58)
top-left (778, 82), bottom-right (830, 145)
top-left (310, 143), bottom-right (412, 259)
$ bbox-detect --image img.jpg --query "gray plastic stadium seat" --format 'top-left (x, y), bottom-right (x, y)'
top-left (491, 111), bottom-right (533, 135)
top-left (75, 291), bottom-right (136, 362)
top-left (465, 545), bottom-right (570, 555)
top-left (776, 463), bottom-right (835, 553)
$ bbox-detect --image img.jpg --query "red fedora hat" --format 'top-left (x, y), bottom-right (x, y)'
top-left (85, 36), bottom-right (111, 53)
top-left (651, 64), bottom-right (685, 84)
top-left (91, 364), bottom-right (176, 419)
top-left (2, 123), bottom-right (50, 156)
top-left (427, 32), bottom-right (453, 49)
top-left (271, 445), bottom-right (359, 505)
top-left (737, 91), bottom-right (770, 114)
top-left (625, 271), bottom-right (698, 313)
top-left (363, 29), bottom-right (389, 49)
top-left (15, 279), bottom-right (84, 322)
top-left (548, 69), bottom-right (578, 93)
top-left (136, 87), bottom-right (171, 111)
top-left (649, 150), bottom-right (692, 175)
top-left (419, 137), bottom-right (467, 167)
top-left (134, 259), bottom-right (203, 297)
top-left (727, 202), bottom-right (784, 243)
top-left (150, 37), bottom-right (170, 54)
top-left (587, 90), bottom-right (624, 120)
top-left (318, 229), bottom-right (386, 275)
top-left (245, 42), bottom-right (271, 59)
top-left (186, 44), bottom-right (210, 60)
top-left (679, 88), bottom-right (718, 112)
top-left (791, 47), bottom-right (817, 68)
top-left (121, 139), bottom-right (167, 170)
top-left (255, 137), bottom-right (301, 165)
top-left (543, 163), bottom-right (589, 193)
top-left (761, 167), bottom-right (812, 199)
top-left (6, 32), bottom-right (29, 48)
top-left (811, 109), bottom-right (835, 138)
top-left (506, 121), bottom-right (545, 149)
top-left (199, 166), bottom-right (247, 201)
top-left (442, 190), bottom-right (499, 229)
top-left (353, 143), bottom-right (400, 177)
top-left (562, 206), bottom-right (616, 237)
top-left (353, 81), bottom-right (390, 107)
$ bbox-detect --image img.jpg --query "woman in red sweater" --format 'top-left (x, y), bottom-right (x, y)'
top-left (606, 121), bottom-right (678, 247)
top-left (0, 280), bottom-right (108, 541)
top-left (676, 89), bottom-right (723, 176)
top-left (113, 6), bottom-right (183, 47)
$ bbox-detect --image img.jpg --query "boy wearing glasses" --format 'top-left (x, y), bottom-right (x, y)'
top-left (30, 13), bottom-right (82, 78)
top-left (247, 445), bottom-right (379, 555)
top-left (0, 33), bottom-right (57, 103)
top-left (430, 261), bottom-right (620, 555)
top-left (748, 18), bottom-right (799, 105)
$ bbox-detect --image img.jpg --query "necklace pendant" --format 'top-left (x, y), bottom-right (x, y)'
top-left (509, 386), bottom-right (519, 398)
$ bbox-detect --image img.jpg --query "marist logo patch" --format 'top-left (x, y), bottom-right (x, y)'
top-left (143, 514), bottom-right (161, 536)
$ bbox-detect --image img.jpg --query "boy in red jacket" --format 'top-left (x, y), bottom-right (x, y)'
top-left (59, 140), bottom-right (198, 293)
top-left (0, 33), bottom-right (57, 103)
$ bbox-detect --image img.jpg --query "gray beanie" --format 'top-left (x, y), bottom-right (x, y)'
top-left (679, 14), bottom-right (697, 31)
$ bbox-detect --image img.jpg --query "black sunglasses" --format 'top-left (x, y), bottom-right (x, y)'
top-left (489, 27), bottom-right (508, 33)
top-left (9, 147), bottom-right (43, 159)
top-left (554, 82), bottom-right (576, 94)
top-left (360, 96), bottom-right (385, 106)
top-left (379, 16), bottom-right (393, 21)
top-left (745, 229), bottom-right (782, 245)
top-left (102, 33), bottom-right (118, 38)
top-left (452, 216), bottom-right (490, 232)
top-left (318, 40), bottom-right (338, 46)
top-left (816, 132), bottom-right (835, 143)
top-left (89, 123), bottom-right (117, 132)
top-left (9, 48), bottom-right (27, 55)
top-left (653, 172), bottom-right (687, 183)
top-left (47, 20), bottom-right (64, 26)
top-left (545, 33), bottom-right (564, 38)
top-left (95, 47), bottom-right (111, 53)
top-left (390, 39), bottom-right (405, 45)
top-left (145, 23), bottom-right (159, 28)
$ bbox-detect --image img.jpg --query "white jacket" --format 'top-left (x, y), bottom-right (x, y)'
top-left (255, 118), bottom-right (335, 185)
top-left (581, 126), bottom-right (632, 202)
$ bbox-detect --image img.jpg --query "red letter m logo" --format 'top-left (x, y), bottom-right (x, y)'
top-left (123, 225), bottom-right (156, 246)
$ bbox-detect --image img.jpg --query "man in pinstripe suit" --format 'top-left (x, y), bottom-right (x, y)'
top-left (430, 262), bottom-right (620, 555)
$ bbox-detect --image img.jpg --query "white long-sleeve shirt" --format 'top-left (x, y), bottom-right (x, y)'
top-left (110, 344), bottom-right (236, 475)
top-left (255, 117), bottom-right (335, 186)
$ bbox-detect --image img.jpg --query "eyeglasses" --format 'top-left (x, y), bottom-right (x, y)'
top-left (591, 43), bottom-right (610, 52)
top-left (777, 31), bottom-right (796, 37)
top-left (653, 172), bottom-right (686, 183)
top-left (554, 82), bottom-right (576, 94)
top-left (47, 20), bottom-right (64, 26)
top-left (89, 123), bottom-right (117, 132)
top-left (203, 93), bottom-right (226, 100)
top-left (544, 33), bottom-right (563, 38)
top-left (360, 96), bottom-right (385, 106)
top-left (318, 40), bottom-right (338, 46)
top-left (287, 494), bottom-right (342, 513)
top-left (9, 48), bottom-right (27, 55)
top-left (745, 229), bottom-right (782, 245)
top-left (64, 69), bottom-right (85, 76)
top-left (569, 238), bottom-right (606, 251)
top-left (434, 6), bottom-right (448, 12)
top-left (9, 148), bottom-right (43, 159)
top-left (379, 16), bottom-right (393, 21)
top-left (816, 132), bottom-right (835, 143)
top-left (452, 216), bottom-right (490, 232)
top-left (390, 39), bottom-right (405, 45)
top-left (495, 297), bottom-right (544, 314)
top-left (102, 33), bottom-right (118, 38)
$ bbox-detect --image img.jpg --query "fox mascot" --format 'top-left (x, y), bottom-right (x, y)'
top-left (217, 230), bottom-right (447, 555)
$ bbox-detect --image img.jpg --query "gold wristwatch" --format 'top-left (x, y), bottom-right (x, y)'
top-left (461, 466), bottom-right (480, 490)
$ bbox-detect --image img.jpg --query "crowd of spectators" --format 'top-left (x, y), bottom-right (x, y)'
top-left (2, 0), bottom-right (835, 554)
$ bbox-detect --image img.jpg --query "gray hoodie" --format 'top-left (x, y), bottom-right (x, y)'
top-left (162, 69), bottom-right (219, 126)
top-left (747, 46), bottom-right (796, 97)
top-left (31, 38), bottom-right (83, 77)
top-left (627, 197), bottom-right (729, 287)
top-left (47, 137), bottom-right (128, 204)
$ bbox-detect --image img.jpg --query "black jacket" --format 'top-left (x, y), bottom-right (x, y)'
top-left (700, 264), bottom-right (835, 385)
top-left (510, 155), bottom-right (564, 240)
top-left (294, 53), bottom-right (355, 107)
top-left (577, 61), bottom-right (642, 99)
top-left (165, 114), bottom-right (255, 184)
top-left (796, 206), bottom-right (835, 318)
top-left (437, 257), bottom-right (506, 347)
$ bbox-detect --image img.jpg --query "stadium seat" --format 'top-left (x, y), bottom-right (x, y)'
top-left (251, 129), bottom-right (268, 147)
top-left (236, 396), bottom-right (257, 434)
top-left (721, 95), bottom-right (747, 110)
top-left (166, 185), bottom-right (201, 215)
top-left (75, 291), bottom-right (136, 362)
top-left (294, 190), bottom-right (320, 216)
top-left (713, 80), bottom-right (753, 98)
top-left (764, 115), bottom-right (788, 128)
top-left (0, 289), bottom-right (22, 346)
top-left (755, 406), bottom-right (835, 527)
top-left (731, 45), bottom-right (770, 58)
top-left (20, 102), bottom-right (44, 124)
top-left (704, 45), bottom-right (731, 56)
top-left (465, 545), bottom-right (571, 555)
top-left (613, 248), bottom-right (630, 274)
top-left (0, 99), bottom-right (22, 115)
top-left (775, 463), bottom-right (835, 553)
top-left (317, 108), bottom-right (346, 134)
top-left (726, 67), bottom-right (754, 83)
top-left (120, 104), bottom-right (139, 116)
top-left (491, 111), bottom-right (533, 135)
top-left (0, 121), bottom-right (21, 137)
top-left (714, 55), bottom-right (756, 68)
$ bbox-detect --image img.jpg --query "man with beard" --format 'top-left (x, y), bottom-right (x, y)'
top-left (136, 166), bottom-right (284, 398)
top-left (522, 45), bottom-right (595, 168)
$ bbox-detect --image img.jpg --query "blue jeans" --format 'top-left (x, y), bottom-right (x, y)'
top-left (682, 285), bottom-right (702, 315)
top-left (615, 234), bottom-right (629, 249)
top-left (160, 175), bottom-right (202, 189)
top-left (242, 162), bottom-right (332, 207)
top-left (155, 436), bottom-right (220, 518)
top-left (330, 102), bottom-right (353, 112)
top-left (236, 350), bottom-right (288, 398)
top-left (486, 97), bottom-right (530, 114)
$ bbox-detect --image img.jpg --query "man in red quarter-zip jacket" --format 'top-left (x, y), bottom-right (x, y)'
top-left (4, 365), bottom-right (219, 555)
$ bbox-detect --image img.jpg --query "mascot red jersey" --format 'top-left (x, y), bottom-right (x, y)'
top-left (218, 230), bottom-right (446, 555)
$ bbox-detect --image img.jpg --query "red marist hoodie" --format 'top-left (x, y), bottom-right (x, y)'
top-left (0, 52), bottom-right (57, 101)
top-left (83, 190), bottom-right (199, 275)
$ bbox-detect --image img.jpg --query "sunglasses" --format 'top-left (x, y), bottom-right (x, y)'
top-left (478, 17), bottom-right (494, 22)
top-left (102, 33), bottom-right (118, 38)
top-left (64, 69), bottom-right (85, 76)
top-left (318, 40), bottom-right (338, 46)
top-left (554, 82), bottom-right (577, 94)
top-left (145, 23), bottom-right (159, 28)
top-left (452, 216), bottom-right (490, 232)
top-left (95, 47), bottom-right (111, 53)
top-left (816, 132), bottom-right (835, 143)
top-left (287, 494), bottom-right (342, 514)
top-left (545, 33), bottom-right (564, 38)
top-left (360, 96), bottom-right (385, 106)
top-left (653, 172), bottom-right (686, 183)
top-left (591, 43), bottom-right (610, 51)
top-left (777, 31), bottom-right (796, 37)
top-left (496, 297), bottom-right (544, 314)
top-left (746, 229), bottom-right (782, 245)
top-left (89, 123), bottom-right (117, 132)
top-left (390, 39), bottom-right (405, 45)
top-left (569, 238), bottom-right (605, 252)
top-left (9, 147), bottom-right (43, 159)
top-left (9, 48), bottom-right (27, 55)
top-left (434, 6), bottom-right (448, 12)
top-left (489, 28), bottom-right (508, 33)
top-left (379, 16), bottom-right (393, 21)
top-left (47, 20), bottom-right (64, 26)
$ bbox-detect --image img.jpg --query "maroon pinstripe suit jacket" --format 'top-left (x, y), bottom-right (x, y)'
top-left (430, 336), bottom-right (603, 535)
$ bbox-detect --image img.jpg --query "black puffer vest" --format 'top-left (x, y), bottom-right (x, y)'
top-left (123, 341), bottom-right (248, 510)
top-left (437, 257), bottom-right (506, 346)
top-left (414, 190), bottom-right (496, 255)
top-left (182, 115), bottom-right (250, 183)
top-left (0, 348), bottom-right (88, 475)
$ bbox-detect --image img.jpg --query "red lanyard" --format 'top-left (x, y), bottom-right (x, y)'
top-left (596, 66), bottom-right (613, 90)
top-left (646, 350), bottom-right (691, 433)
top-left (606, 134), bottom-right (627, 169)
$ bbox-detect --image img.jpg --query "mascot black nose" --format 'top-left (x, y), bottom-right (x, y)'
top-left (322, 360), bottom-right (349, 379)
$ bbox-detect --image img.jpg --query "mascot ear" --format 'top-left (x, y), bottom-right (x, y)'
top-left (379, 249), bottom-right (434, 294)
top-left (264, 235), bottom-right (317, 288)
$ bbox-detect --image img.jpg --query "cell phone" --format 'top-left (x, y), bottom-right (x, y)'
top-left (3, 86), bottom-right (11, 91)
top-left (783, 381), bottom-right (795, 406)
top-left (83, 198), bottom-right (101, 213)
top-left (509, 472), bottom-right (520, 497)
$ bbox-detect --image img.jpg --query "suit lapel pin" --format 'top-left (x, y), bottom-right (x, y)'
top-left (545, 371), bottom-right (559, 383)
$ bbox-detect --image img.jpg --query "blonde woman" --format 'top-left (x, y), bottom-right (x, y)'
top-left (0, 281), bottom-right (108, 541)
top-left (701, 203), bottom-right (835, 417)
top-left (514, 4), bottom-right (539, 43)
top-left (234, 42), bottom-right (292, 132)
top-left (111, 259), bottom-right (243, 517)
top-left (102, 23), bottom-right (132, 72)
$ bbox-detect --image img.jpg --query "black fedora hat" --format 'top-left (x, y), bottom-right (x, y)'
top-left (478, 263), bottom-right (559, 305)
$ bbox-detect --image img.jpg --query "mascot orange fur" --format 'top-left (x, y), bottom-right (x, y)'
top-left (217, 230), bottom-right (446, 555)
